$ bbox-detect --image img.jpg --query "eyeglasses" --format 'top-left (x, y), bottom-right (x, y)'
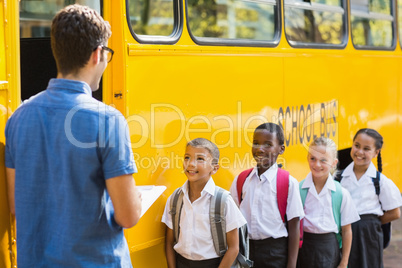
top-left (102, 46), bottom-right (114, 63)
top-left (94, 45), bottom-right (114, 63)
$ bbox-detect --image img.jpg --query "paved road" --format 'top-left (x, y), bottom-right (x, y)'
top-left (383, 210), bottom-right (402, 268)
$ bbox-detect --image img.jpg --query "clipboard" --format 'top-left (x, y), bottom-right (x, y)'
top-left (137, 185), bottom-right (167, 218)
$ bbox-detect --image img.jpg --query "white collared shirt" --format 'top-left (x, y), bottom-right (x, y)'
top-left (301, 173), bottom-right (360, 234)
top-left (229, 163), bottom-right (305, 240)
top-left (339, 162), bottom-right (402, 216)
top-left (162, 178), bottom-right (247, 260)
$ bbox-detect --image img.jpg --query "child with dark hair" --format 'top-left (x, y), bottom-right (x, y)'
top-left (230, 123), bottom-right (304, 268)
top-left (162, 138), bottom-right (246, 268)
top-left (338, 128), bottom-right (402, 268)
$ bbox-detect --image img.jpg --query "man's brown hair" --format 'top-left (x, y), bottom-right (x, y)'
top-left (51, 5), bottom-right (112, 75)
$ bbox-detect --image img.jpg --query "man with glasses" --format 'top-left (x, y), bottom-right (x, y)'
top-left (5, 5), bottom-right (141, 267)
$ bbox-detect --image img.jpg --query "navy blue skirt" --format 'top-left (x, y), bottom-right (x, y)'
top-left (348, 214), bottom-right (383, 268)
top-left (298, 232), bottom-right (340, 268)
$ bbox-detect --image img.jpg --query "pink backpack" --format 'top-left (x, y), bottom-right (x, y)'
top-left (236, 168), bottom-right (303, 248)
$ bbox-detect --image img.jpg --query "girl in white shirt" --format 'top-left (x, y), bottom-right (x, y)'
top-left (338, 129), bottom-right (402, 268)
top-left (162, 138), bottom-right (247, 268)
top-left (298, 137), bottom-right (360, 268)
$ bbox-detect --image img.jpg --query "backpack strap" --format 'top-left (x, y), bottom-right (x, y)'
top-left (331, 180), bottom-right (343, 248)
top-left (210, 186), bottom-right (229, 257)
top-left (372, 171), bottom-right (381, 196)
top-left (298, 179), bottom-right (307, 248)
top-left (301, 179), bottom-right (343, 248)
top-left (169, 188), bottom-right (184, 245)
top-left (334, 169), bottom-right (344, 182)
top-left (236, 168), bottom-right (253, 204)
top-left (299, 179), bottom-right (307, 207)
top-left (237, 224), bottom-right (253, 266)
top-left (277, 168), bottom-right (289, 223)
top-left (371, 171), bottom-right (392, 248)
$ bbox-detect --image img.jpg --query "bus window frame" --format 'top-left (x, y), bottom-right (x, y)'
top-left (399, 0), bottom-right (402, 49)
top-left (125, 0), bottom-right (183, 44)
top-left (186, 0), bottom-right (282, 47)
top-left (284, 0), bottom-right (349, 49)
top-left (351, 0), bottom-right (397, 51)
top-left (19, 1), bottom-right (104, 39)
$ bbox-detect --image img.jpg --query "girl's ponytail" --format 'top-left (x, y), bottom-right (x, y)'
top-left (377, 151), bottom-right (383, 173)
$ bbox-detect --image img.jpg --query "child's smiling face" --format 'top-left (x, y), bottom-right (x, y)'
top-left (183, 146), bottom-right (218, 184)
top-left (351, 133), bottom-right (379, 170)
top-left (252, 129), bottom-right (285, 173)
top-left (308, 145), bottom-right (338, 181)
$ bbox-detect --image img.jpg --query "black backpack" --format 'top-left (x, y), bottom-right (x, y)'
top-left (335, 171), bottom-right (391, 249)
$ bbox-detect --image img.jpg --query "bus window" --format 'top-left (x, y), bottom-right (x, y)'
top-left (187, 0), bottom-right (279, 46)
top-left (127, 0), bottom-right (178, 40)
top-left (351, 0), bottom-right (394, 49)
top-left (398, 0), bottom-right (402, 47)
top-left (20, 0), bottom-right (101, 38)
top-left (19, 1), bottom-right (102, 101)
top-left (284, 0), bottom-right (346, 47)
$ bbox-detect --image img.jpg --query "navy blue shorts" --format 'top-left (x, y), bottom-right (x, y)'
top-left (249, 237), bottom-right (288, 268)
top-left (175, 253), bottom-right (220, 268)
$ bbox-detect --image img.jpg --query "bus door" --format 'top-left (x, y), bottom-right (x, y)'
top-left (0, 0), bottom-right (20, 266)
top-left (19, 0), bottom-right (102, 101)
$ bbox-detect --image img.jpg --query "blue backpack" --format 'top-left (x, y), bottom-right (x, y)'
top-left (299, 179), bottom-right (343, 248)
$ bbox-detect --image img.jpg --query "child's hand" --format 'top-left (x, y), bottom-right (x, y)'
top-left (337, 262), bottom-right (347, 268)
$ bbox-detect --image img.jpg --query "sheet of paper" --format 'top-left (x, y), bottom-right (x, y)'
top-left (137, 185), bottom-right (167, 218)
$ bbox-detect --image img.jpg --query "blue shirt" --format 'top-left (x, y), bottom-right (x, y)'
top-left (5, 79), bottom-right (137, 267)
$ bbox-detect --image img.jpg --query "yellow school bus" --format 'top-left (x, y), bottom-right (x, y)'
top-left (1, 0), bottom-right (402, 267)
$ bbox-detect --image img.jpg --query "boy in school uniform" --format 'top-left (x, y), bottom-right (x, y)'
top-left (162, 138), bottom-right (247, 268)
top-left (230, 123), bottom-right (304, 268)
